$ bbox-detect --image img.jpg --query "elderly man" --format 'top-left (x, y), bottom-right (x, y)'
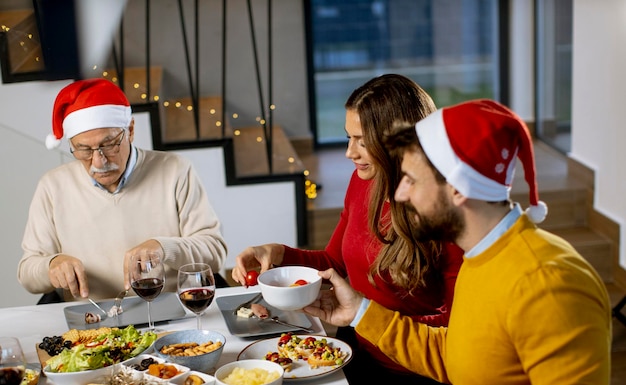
top-left (304, 99), bottom-right (611, 384)
top-left (18, 79), bottom-right (227, 301)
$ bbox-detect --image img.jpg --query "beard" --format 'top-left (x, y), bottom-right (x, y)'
top-left (407, 189), bottom-right (464, 243)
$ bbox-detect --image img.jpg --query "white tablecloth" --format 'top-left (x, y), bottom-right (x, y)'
top-left (0, 286), bottom-right (348, 384)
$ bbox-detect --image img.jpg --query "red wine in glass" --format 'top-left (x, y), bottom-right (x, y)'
top-left (132, 278), bottom-right (164, 301)
top-left (179, 288), bottom-right (215, 314)
top-left (177, 263), bottom-right (215, 329)
top-left (0, 367), bottom-right (25, 385)
top-left (0, 337), bottom-right (26, 385)
top-left (129, 253), bottom-right (165, 331)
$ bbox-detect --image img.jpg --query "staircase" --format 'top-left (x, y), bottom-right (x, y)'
top-left (99, 66), bottom-right (306, 176)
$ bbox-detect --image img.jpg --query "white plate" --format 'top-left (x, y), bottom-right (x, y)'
top-left (237, 335), bottom-right (352, 381)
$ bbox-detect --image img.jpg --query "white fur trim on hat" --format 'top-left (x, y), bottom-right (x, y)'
top-left (415, 109), bottom-right (513, 201)
top-left (46, 133), bottom-right (61, 149)
top-left (63, 104), bottom-right (132, 139)
top-left (526, 201), bottom-right (548, 223)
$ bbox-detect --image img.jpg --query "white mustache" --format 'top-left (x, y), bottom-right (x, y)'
top-left (90, 163), bottom-right (120, 174)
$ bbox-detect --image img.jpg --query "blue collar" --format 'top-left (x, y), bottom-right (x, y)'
top-left (92, 145), bottom-right (138, 194)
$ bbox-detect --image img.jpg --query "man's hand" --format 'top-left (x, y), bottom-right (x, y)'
top-left (303, 268), bottom-right (364, 327)
top-left (123, 239), bottom-right (164, 290)
top-left (48, 254), bottom-right (88, 298)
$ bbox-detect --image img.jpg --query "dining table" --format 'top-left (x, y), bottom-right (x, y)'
top-left (0, 285), bottom-right (349, 385)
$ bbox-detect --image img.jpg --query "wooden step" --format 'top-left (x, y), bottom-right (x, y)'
top-left (306, 206), bottom-right (342, 250)
top-left (161, 95), bottom-right (227, 142)
top-left (100, 67), bottom-right (228, 142)
top-left (232, 125), bottom-right (306, 178)
top-left (0, 10), bottom-right (44, 74)
top-left (510, 183), bottom-right (589, 230)
top-left (551, 226), bottom-right (613, 282)
top-left (101, 66), bottom-right (164, 105)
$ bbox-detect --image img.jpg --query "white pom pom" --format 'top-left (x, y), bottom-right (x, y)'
top-left (45, 134), bottom-right (61, 149)
top-left (526, 201), bottom-right (548, 223)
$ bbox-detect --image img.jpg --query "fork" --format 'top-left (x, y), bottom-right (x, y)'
top-left (88, 298), bottom-right (109, 317)
top-left (232, 292), bottom-right (263, 315)
top-left (108, 289), bottom-right (128, 317)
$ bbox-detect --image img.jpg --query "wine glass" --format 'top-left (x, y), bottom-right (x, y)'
top-left (177, 263), bottom-right (216, 329)
top-left (0, 337), bottom-right (26, 385)
top-left (129, 253), bottom-right (165, 331)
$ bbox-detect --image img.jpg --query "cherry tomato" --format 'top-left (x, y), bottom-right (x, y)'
top-left (294, 279), bottom-right (308, 286)
top-left (245, 270), bottom-right (259, 286)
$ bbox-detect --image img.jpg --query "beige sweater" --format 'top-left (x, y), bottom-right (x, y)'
top-left (18, 148), bottom-right (227, 300)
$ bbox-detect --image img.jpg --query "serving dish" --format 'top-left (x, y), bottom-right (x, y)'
top-left (216, 293), bottom-right (314, 338)
top-left (237, 335), bottom-right (352, 381)
top-left (44, 361), bottom-right (120, 385)
top-left (257, 266), bottom-right (322, 311)
top-left (63, 292), bottom-right (187, 329)
top-left (153, 330), bottom-right (226, 373)
top-left (113, 356), bottom-right (216, 385)
top-left (215, 359), bottom-right (284, 385)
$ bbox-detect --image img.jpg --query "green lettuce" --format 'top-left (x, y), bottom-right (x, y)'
top-left (45, 325), bottom-right (157, 373)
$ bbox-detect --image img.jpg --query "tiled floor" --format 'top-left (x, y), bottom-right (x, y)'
top-left (301, 144), bottom-right (626, 384)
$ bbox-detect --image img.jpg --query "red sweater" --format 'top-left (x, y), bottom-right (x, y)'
top-left (283, 171), bottom-right (463, 372)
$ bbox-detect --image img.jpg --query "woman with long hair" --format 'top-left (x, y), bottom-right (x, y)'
top-left (232, 74), bottom-right (463, 384)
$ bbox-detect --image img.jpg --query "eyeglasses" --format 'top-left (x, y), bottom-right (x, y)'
top-left (70, 130), bottom-right (126, 160)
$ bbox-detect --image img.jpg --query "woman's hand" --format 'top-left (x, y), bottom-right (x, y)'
top-left (231, 243), bottom-right (285, 286)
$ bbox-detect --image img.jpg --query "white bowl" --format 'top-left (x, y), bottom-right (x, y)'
top-left (153, 330), bottom-right (226, 373)
top-left (257, 266), bottom-right (322, 311)
top-left (143, 361), bottom-right (189, 382)
top-left (215, 359), bottom-right (284, 385)
top-left (123, 353), bottom-right (164, 370)
top-left (44, 364), bottom-right (118, 385)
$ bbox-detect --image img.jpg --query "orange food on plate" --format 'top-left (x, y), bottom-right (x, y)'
top-left (147, 363), bottom-right (181, 379)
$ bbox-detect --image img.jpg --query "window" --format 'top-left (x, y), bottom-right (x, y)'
top-left (535, 0), bottom-right (572, 153)
top-left (306, 0), bottom-right (502, 145)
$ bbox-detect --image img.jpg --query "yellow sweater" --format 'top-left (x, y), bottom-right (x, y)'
top-left (18, 148), bottom-right (227, 300)
top-left (357, 215), bottom-right (612, 384)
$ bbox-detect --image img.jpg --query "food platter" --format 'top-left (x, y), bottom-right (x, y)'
top-left (216, 292), bottom-right (314, 338)
top-left (63, 292), bottom-right (187, 330)
top-left (237, 335), bottom-right (352, 381)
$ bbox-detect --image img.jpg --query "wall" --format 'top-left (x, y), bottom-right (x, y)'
top-left (509, 0), bottom-right (534, 121)
top-left (570, 0), bottom-right (626, 269)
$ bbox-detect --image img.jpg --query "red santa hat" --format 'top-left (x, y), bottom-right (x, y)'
top-left (415, 99), bottom-right (548, 223)
top-left (46, 78), bottom-right (132, 149)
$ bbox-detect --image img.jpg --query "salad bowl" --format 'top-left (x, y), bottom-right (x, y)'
top-left (42, 325), bottom-right (157, 384)
top-left (44, 363), bottom-right (118, 385)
